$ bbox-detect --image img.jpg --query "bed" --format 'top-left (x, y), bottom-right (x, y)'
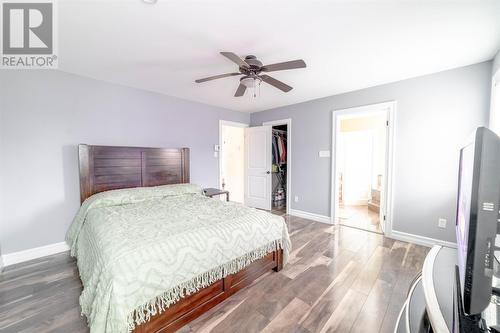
top-left (66, 145), bottom-right (290, 333)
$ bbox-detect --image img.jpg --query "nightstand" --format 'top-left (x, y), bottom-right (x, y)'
top-left (203, 188), bottom-right (230, 202)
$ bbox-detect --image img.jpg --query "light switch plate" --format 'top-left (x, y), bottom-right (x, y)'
top-left (438, 218), bottom-right (447, 228)
top-left (319, 150), bottom-right (330, 158)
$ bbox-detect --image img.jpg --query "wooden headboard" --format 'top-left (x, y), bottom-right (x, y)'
top-left (78, 145), bottom-right (190, 203)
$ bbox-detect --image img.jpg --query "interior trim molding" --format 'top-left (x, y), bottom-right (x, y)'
top-left (289, 209), bottom-right (331, 224)
top-left (390, 230), bottom-right (457, 249)
top-left (2, 241), bottom-right (70, 267)
top-left (330, 100), bottom-right (397, 235)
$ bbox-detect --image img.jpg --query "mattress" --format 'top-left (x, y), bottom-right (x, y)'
top-left (66, 184), bottom-right (290, 333)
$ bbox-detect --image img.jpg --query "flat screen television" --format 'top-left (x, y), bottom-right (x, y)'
top-left (456, 127), bottom-right (500, 315)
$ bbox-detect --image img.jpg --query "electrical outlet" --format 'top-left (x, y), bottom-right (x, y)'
top-left (294, 196), bottom-right (299, 202)
top-left (438, 218), bottom-right (447, 229)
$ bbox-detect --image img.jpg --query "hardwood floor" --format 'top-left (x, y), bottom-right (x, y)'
top-left (0, 215), bottom-right (428, 333)
top-left (271, 205), bottom-right (287, 216)
top-left (338, 205), bottom-right (382, 234)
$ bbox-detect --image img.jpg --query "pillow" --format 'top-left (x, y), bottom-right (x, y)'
top-left (155, 183), bottom-right (203, 196)
top-left (83, 183), bottom-right (202, 209)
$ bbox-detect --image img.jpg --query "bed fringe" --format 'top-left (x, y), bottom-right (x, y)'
top-left (126, 238), bottom-right (287, 332)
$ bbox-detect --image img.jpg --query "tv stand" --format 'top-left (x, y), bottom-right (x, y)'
top-left (395, 245), bottom-right (500, 333)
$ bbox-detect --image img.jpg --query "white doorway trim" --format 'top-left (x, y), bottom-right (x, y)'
top-left (330, 101), bottom-right (396, 236)
top-left (262, 118), bottom-right (292, 214)
top-left (218, 120), bottom-right (249, 193)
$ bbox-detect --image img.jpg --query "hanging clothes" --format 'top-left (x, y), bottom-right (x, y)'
top-left (279, 136), bottom-right (286, 163)
top-left (272, 135), bottom-right (279, 165)
top-left (272, 129), bottom-right (287, 165)
top-left (277, 135), bottom-right (283, 160)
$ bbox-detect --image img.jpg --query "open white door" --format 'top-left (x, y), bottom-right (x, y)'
top-left (244, 126), bottom-right (272, 210)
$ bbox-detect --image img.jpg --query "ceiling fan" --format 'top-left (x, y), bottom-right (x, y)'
top-left (195, 52), bottom-right (306, 97)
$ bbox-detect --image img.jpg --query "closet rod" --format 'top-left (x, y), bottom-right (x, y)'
top-left (272, 129), bottom-right (287, 134)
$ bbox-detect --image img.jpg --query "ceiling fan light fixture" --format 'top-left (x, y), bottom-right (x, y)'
top-left (241, 77), bottom-right (255, 88)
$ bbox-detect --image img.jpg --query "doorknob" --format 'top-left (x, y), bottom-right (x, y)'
top-left (266, 171), bottom-right (271, 174)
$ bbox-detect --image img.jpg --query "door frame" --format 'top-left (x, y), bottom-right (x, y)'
top-left (218, 120), bottom-right (249, 196)
top-left (262, 118), bottom-right (292, 214)
top-left (330, 101), bottom-right (396, 235)
top-left (490, 69), bottom-right (500, 134)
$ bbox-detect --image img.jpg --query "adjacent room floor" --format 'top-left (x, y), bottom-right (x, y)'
top-left (271, 205), bottom-right (287, 217)
top-left (338, 205), bottom-right (382, 234)
top-left (0, 216), bottom-right (427, 333)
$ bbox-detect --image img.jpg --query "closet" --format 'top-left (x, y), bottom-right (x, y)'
top-left (271, 124), bottom-right (287, 213)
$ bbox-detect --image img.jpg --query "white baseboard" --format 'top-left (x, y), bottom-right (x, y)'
top-left (289, 209), bottom-right (332, 224)
top-left (2, 241), bottom-right (70, 267)
top-left (389, 230), bottom-right (457, 249)
top-left (289, 208), bottom-right (457, 249)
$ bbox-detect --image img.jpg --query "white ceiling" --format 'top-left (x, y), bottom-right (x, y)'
top-left (59, 0), bottom-right (500, 113)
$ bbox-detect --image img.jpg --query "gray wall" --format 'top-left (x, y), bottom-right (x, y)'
top-left (251, 61), bottom-right (492, 243)
top-left (493, 50), bottom-right (500, 77)
top-left (0, 61), bottom-right (493, 253)
top-left (0, 71), bottom-right (249, 254)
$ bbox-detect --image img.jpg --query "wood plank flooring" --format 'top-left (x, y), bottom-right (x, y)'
top-left (337, 205), bottom-right (382, 234)
top-left (0, 215), bottom-right (428, 333)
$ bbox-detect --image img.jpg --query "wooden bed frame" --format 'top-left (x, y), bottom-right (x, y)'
top-left (78, 144), bottom-right (283, 333)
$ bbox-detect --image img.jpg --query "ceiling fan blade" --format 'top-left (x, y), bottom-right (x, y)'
top-left (220, 52), bottom-right (249, 68)
top-left (234, 83), bottom-right (247, 97)
top-left (261, 59), bottom-right (306, 72)
top-left (195, 72), bottom-right (241, 83)
top-left (260, 75), bottom-right (293, 92)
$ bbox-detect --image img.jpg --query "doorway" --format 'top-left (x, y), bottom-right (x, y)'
top-left (219, 120), bottom-right (248, 203)
top-left (221, 119), bottom-right (291, 213)
top-left (263, 119), bottom-right (291, 215)
top-left (331, 102), bottom-right (395, 234)
top-left (270, 124), bottom-right (288, 215)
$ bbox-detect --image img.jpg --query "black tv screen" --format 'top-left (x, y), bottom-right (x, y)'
top-left (456, 127), bottom-right (500, 315)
